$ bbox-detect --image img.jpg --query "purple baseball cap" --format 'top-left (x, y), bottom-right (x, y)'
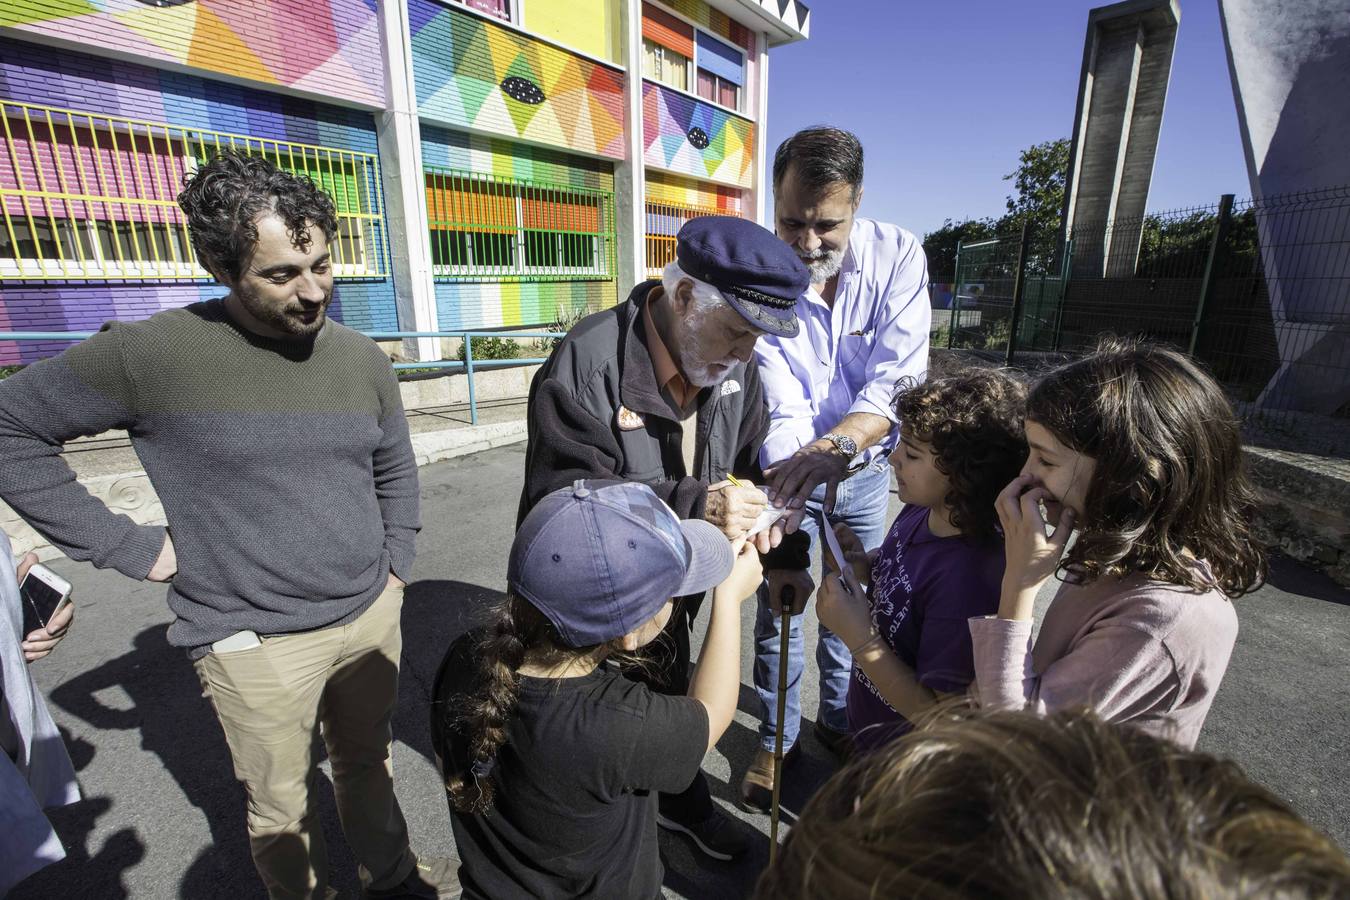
top-left (509, 480), bottom-right (735, 648)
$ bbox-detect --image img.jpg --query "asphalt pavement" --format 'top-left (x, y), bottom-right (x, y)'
top-left (13, 443), bottom-right (1350, 899)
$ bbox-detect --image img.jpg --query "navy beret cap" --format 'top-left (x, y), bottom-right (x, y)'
top-left (675, 216), bottom-right (807, 337)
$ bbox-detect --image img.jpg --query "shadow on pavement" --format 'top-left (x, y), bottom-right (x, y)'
top-left (9, 730), bottom-right (147, 900)
top-left (45, 626), bottom-right (266, 898)
top-left (19, 625), bottom-right (379, 899)
top-left (1265, 553), bottom-right (1350, 606)
top-left (396, 578), bottom-right (505, 778)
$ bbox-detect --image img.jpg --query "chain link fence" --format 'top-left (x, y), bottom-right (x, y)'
top-left (934, 185), bottom-right (1350, 457)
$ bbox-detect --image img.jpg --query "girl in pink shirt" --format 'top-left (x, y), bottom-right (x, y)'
top-left (970, 340), bottom-right (1267, 748)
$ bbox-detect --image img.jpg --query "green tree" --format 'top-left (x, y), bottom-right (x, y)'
top-left (989, 137), bottom-right (1072, 272)
top-left (922, 217), bottom-right (996, 278)
top-left (997, 137), bottom-right (1070, 238)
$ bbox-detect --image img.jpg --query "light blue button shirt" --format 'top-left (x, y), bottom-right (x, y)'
top-left (755, 217), bottom-right (931, 468)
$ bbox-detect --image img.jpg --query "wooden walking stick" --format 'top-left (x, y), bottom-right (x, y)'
top-left (769, 584), bottom-right (794, 864)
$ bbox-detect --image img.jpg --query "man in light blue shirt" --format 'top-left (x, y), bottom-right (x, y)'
top-left (739, 127), bottom-right (931, 811)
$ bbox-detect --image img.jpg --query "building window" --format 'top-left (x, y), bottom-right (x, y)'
top-left (642, 2), bottom-right (695, 91)
top-left (454, 0), bottom-right (511, 23)
top-left (425, 167), bottom-right (615, 282)
top-left (642, 38), bottom-right (691, 91)
top-left (696, 69), bottom-right (740, 110)
top-left (695, 31), bottom-right (744, 111)
top-left (0, 101), bottom-right (387, 281)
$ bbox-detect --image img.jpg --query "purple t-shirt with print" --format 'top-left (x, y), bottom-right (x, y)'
top-left (847, 503), bottom-right (1005, 752)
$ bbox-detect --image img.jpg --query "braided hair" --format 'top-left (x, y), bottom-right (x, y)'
top-left (445, 594), bottom-right (607, 813)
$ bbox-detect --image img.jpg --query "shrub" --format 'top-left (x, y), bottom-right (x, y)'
top-left (456, 336), bottom-right (520, 362)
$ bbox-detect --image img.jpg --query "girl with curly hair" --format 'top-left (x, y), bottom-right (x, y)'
top-left (972, 339), bottom-right (1266, 748)
top-left (817, 365), bottom-right (1027, 752)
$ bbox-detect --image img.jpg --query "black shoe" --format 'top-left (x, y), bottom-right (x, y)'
top-left (813, 719), bottom-right (854, 762)
top-left (657, 809), bottom-right (752, 861)
top-left (363, 857), bottom-right (461, 899)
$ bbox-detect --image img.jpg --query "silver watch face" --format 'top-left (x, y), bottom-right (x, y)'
top-left (829, 434), bottom-right (858, 456)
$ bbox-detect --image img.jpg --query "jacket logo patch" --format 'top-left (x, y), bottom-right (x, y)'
top-left (719, 380), bottom-right (741, 397)
top-left (616, 406), bottom-right (646, 430)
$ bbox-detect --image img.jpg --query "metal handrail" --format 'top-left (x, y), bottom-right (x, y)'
top-left (0, 327), bottom-right (568, 427)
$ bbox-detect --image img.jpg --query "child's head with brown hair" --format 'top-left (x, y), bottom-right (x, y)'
top-left (1022, 338), bottom-right (1266, 596)
top-left (891, 365), bottom-right (1027, 541)
top-left (757, 707), bottom-right (1350, 900)
top-left (445, 480), bottom-right (733, 813)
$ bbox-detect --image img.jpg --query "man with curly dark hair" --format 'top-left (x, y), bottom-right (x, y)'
top-left (0, 151), bottom-right (454, 899)
top-left (815, 366), bottom-right (1027, 752)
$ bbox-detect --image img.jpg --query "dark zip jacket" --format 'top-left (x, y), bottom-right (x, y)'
top-left (519, 281), bottom-right (807, 571)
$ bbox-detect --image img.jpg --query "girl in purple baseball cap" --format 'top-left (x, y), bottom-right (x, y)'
top-left (433, 480), bottom-right (762, 899)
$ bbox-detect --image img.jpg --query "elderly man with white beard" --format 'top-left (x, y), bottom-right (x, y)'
top-left (516, 216), bottom-right (810, 861)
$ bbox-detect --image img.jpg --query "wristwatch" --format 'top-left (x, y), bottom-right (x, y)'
top-left (821, 433), bottom-right (859, 458)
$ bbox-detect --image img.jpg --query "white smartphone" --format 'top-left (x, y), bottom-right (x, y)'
top-left (211, 630), bottom-right (262, 654)
top-left (20, 563), bottom-right (73, 636)
top-left (821, 513), bottom-right (860, 595)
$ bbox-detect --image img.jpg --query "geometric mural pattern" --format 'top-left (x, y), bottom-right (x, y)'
top-left (646, 170), bottom-right (742, 211)
top-left (643, 81), bottom-right (754, 187)
top-left (0, 36), bottom-right (396, 364)
top-left (410, 0), bottom-right (626, 159)
top-left (0, 0), bottom-right (385, 108)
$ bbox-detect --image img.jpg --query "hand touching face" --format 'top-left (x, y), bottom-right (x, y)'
top-left (1020, 420), bottom-right (1095, 525)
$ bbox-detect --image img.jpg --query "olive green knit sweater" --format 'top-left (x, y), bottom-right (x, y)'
top-left (0, 300), bottom-right (420, 656)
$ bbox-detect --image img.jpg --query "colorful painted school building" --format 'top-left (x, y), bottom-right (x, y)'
top-left (0, 0), bottom-right (810, 362)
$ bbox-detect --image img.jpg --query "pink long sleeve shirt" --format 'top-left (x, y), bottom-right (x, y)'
top-left (968, 562), bottom-right (1239, 749)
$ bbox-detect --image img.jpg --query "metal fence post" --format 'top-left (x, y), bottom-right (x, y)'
top-left (1005, 220), bottom-right (1032, 367)
top-left (1051, 237), bottom-right (1072, 352)
top-left (464, 332), bottom-right (478, 426)
top-left (948, 241), bottom-right (962, 349)
top-left (1189, 194), bottom-right (1235, 356)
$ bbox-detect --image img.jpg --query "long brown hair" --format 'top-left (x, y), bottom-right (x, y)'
top-left (444, 593), bottom-right (606, 814)
top-left (1027, 339), bottom-right (1266, 596)
top-left (757, 707), bottom-right (1350, 899)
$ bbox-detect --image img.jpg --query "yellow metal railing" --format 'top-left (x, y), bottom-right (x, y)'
top-left (425, 166), bottom-right (616, 282)
top-left (0, 100), bottom-right (387, 280)
top-left (645, 198), bottom-right (735, 277)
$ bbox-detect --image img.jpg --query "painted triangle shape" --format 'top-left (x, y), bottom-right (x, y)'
top-left (187, 5), bottom-right (275, 84)
top-left (112, 0), bottom-right (200, 61)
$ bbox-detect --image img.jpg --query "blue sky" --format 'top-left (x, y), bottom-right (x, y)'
top-left (763, 0), bottom-right (1250, 240)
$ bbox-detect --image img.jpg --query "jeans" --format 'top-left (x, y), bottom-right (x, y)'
top-left (753, 459), bottom-right (892, 752)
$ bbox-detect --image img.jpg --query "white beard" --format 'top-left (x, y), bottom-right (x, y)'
top-left (800, 248), bottom-right (844, 283)
top-left (678, 316), bottom-right (738, 387)
top-left (681, 348), bottom-right (739, 387)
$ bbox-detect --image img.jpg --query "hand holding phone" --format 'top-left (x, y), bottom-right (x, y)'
top-left (19, 557), bottom-right (74, 662)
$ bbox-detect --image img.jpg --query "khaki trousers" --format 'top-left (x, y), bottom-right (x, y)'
top-left (194, 584), bottom-right (415, 900)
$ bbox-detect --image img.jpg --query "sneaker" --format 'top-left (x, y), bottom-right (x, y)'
top-left (656, 808), bottom-right (752, 861)
top-left (363, 857), bottom-right (461, 900)
top-left (813, 719), bottom-right (854, 762)
top-left (737, 742), bottom-right (802, 814)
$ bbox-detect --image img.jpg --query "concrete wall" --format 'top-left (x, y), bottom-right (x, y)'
top-left (1220, 0), bottom-right (1350, 415)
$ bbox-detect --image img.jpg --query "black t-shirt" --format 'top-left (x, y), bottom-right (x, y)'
top-left (432, 634), bottom-right (710, 900)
